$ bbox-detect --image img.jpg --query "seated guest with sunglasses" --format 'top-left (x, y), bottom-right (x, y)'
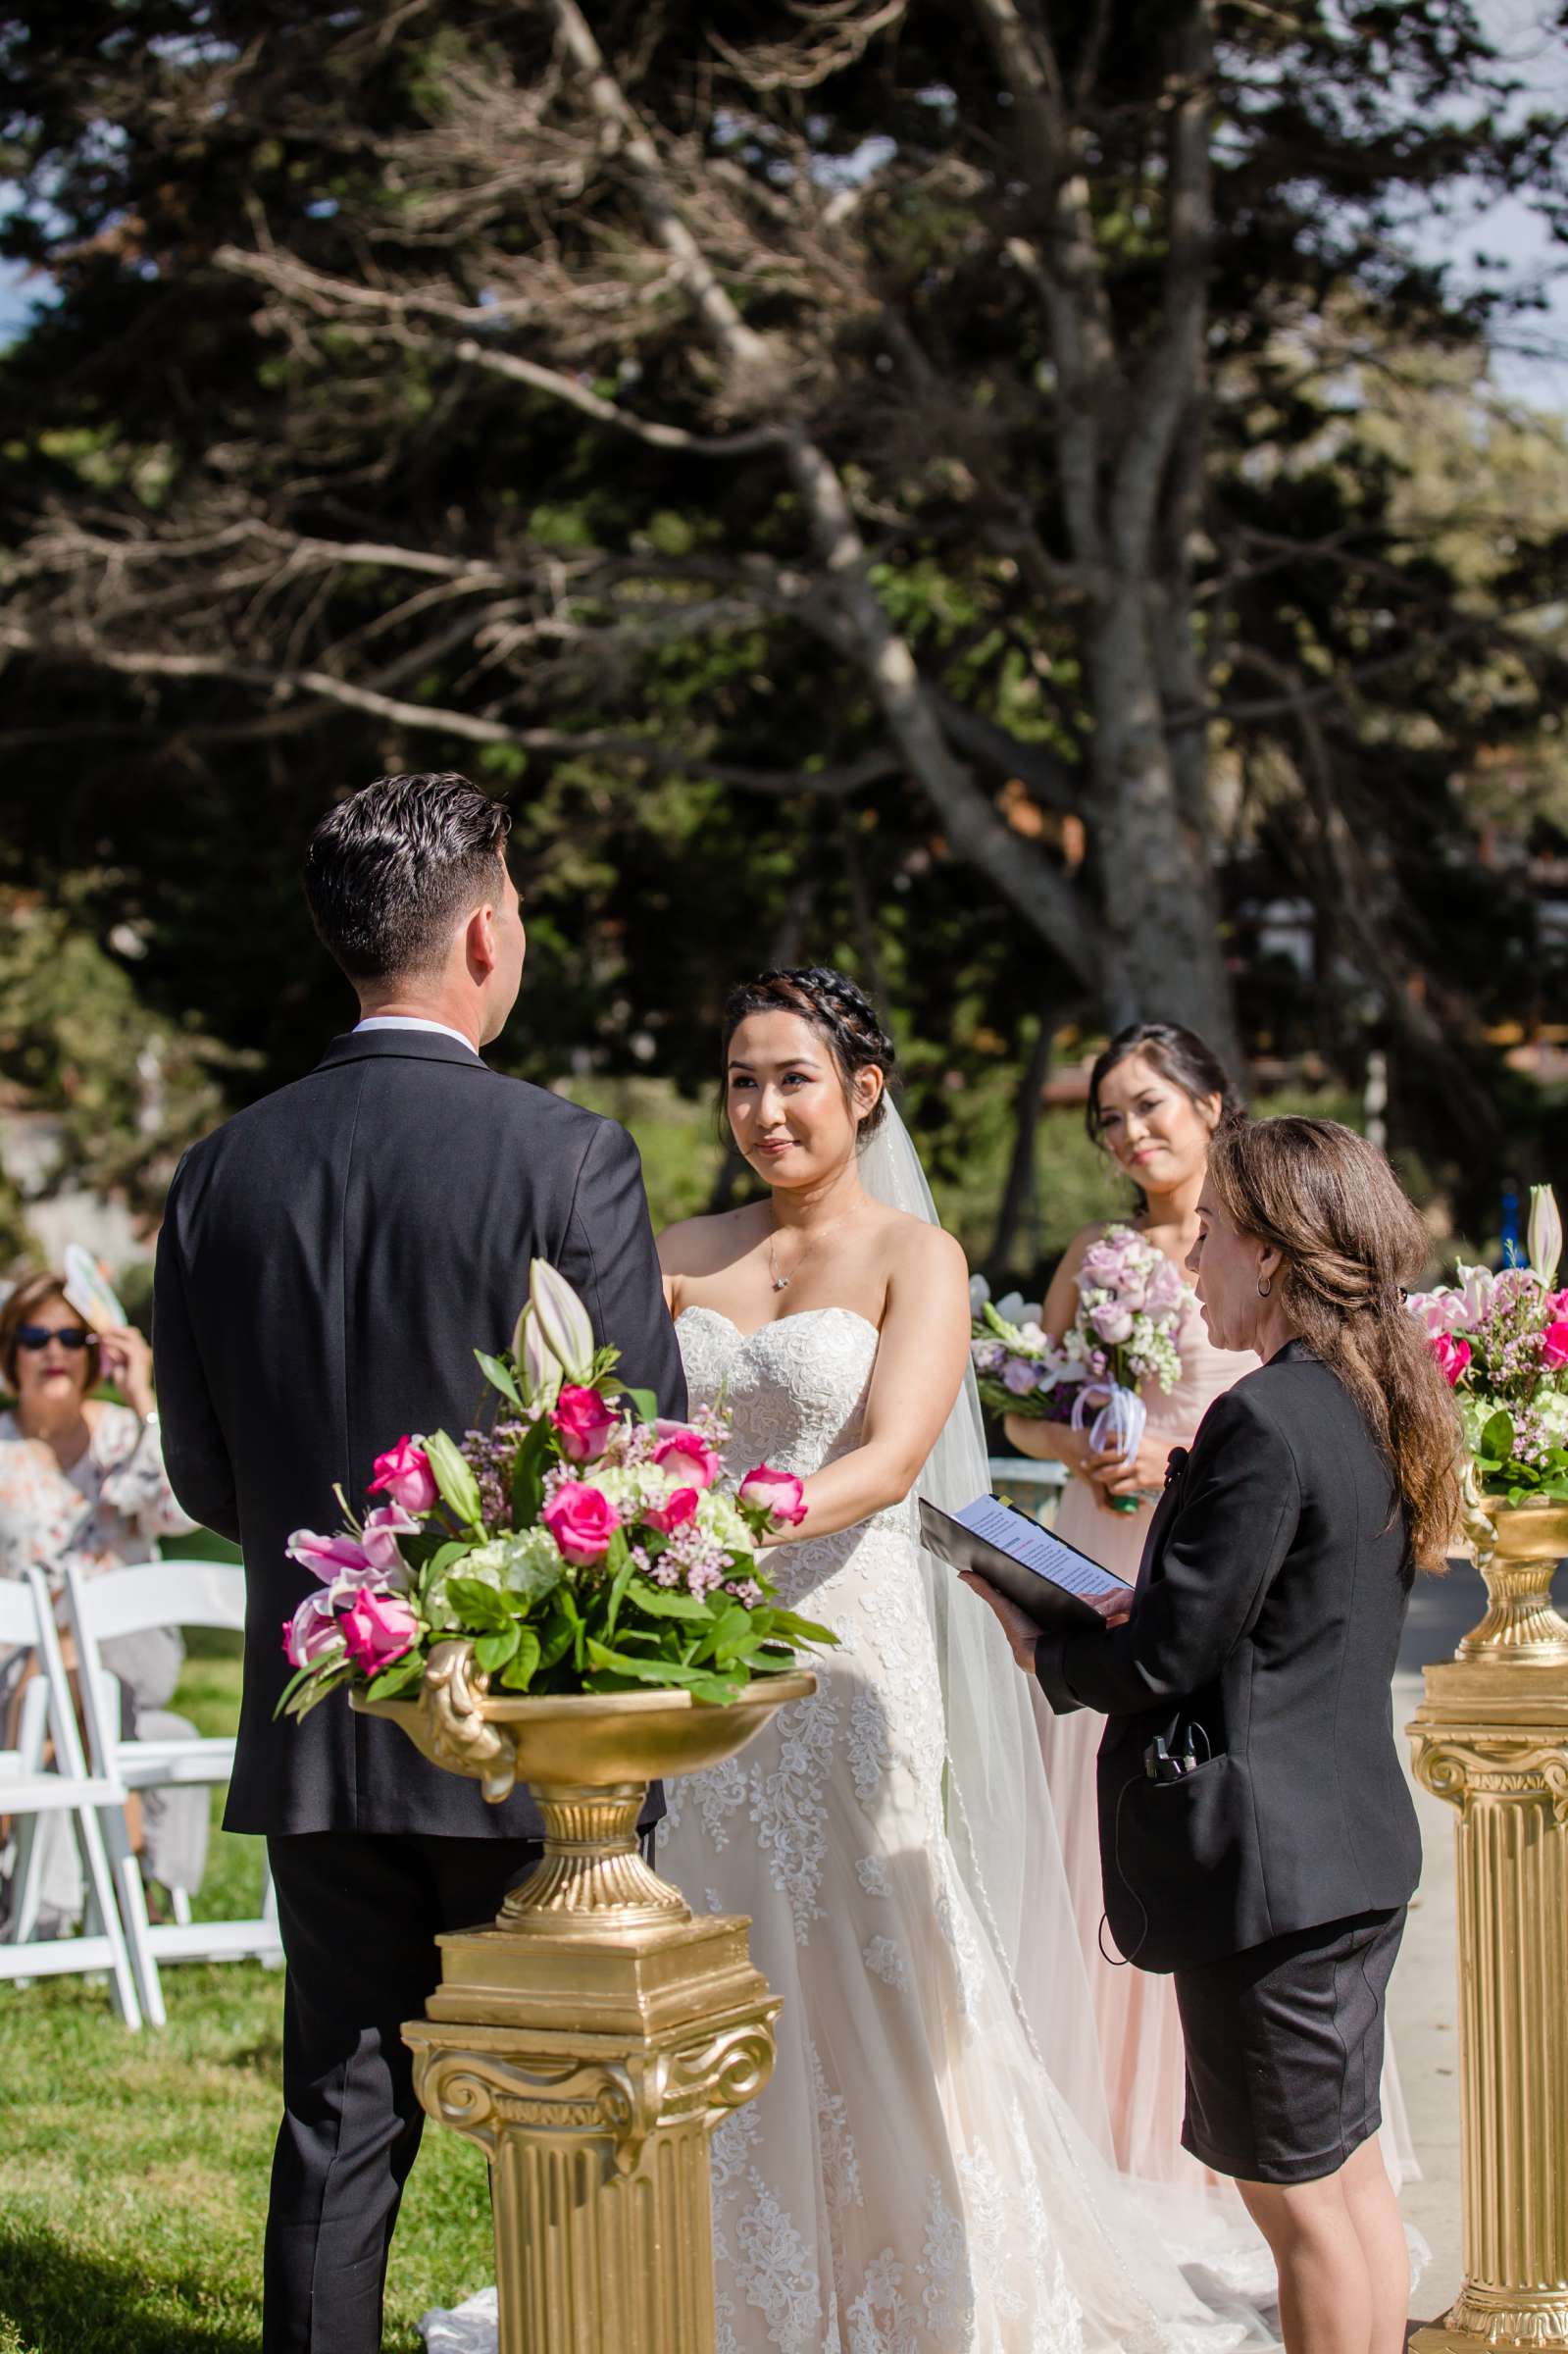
top-left (0, 1268), bottom-right (208, 1923)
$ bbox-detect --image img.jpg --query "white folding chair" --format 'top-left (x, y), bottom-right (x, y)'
top-left (0, 1568), bottom-right (142, 2026)
top-left (64, 1558), bottom-right (281, 2028)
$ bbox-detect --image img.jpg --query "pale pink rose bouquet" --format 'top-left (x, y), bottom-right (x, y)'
top-left (1406, 1184), bottom-right (1568, 1509)
top-left (277, 1259), bottom-right (834, 1722)
top-left (1060, 1226), bottom-right (1186, 1510)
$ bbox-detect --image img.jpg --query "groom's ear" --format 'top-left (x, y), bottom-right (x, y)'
top-left (465, 896), bottom-right (499, 980)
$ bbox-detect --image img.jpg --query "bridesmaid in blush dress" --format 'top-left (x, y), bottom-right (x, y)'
top-left (1005, 1022), bottom-right (1254, 2185)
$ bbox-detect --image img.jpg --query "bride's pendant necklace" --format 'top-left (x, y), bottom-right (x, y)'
top-left (767, 1206), bottom-right (856, 1293)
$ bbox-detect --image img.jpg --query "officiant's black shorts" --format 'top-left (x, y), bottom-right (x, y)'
top-left (1174, 1906), bottom-right (1405, 2184)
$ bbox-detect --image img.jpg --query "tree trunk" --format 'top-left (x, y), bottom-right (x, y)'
top-left (990, 1013), bottom-right (1054, 1272)
top-left (1086, 586), bottom-right (1244, 1071)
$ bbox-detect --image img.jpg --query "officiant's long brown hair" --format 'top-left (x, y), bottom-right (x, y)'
top-left (1207, 1117), bottom-right (1462, 1574)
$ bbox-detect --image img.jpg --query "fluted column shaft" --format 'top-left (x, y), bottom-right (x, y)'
top-left (1409, 1510), bottom-right (1568, 2351)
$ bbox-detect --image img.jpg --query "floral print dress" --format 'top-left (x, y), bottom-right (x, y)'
top-left (0, 1404), bottom-right (208, 1906)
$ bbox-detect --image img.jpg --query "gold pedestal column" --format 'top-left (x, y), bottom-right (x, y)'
top-left (1409, 1505), bottom-right (1568, 2350)
top-left (359, 1664), bottom-right (814, 2354)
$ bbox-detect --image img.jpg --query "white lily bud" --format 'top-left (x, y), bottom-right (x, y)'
top-left (512, 1304), bottom-right (562, 1407)
top-left (968, 1273), bottom-right (990, 1314)
top-left (529, 1258), bottom-right (595, 1383)
top-left (1529, 1185), bottom-right (1563, 1290)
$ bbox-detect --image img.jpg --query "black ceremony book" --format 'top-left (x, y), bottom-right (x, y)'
top-left (919, 1494), bottom-right (1133, 1633)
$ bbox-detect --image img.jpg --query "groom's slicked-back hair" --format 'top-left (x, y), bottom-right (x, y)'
top-left (303, 773), bottom-right (512, 986)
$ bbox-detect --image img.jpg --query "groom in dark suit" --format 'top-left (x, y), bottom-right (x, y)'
top-left (152, 772), bottom-right (685, 2353)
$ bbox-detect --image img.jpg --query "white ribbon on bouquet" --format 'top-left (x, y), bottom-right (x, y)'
top-left (1069, 1377), bottom-right (1148, 1467)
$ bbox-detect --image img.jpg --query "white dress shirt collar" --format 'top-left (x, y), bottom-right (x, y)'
top-left (351, 1015), bottom-right (480, 1055)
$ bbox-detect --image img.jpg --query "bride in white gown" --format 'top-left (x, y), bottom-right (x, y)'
top-left (424, 966), bottom-right (1284, 2353)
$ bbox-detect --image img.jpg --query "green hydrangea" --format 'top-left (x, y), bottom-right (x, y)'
top-left (427, 1527), bottom-right (565, 1628)
top-left (697, 1487), bottom-right (752, 1553)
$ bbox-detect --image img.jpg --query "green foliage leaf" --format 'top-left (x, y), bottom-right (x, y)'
top-left (765, 1608), bottom-right (839, 1648)
top-left (626, 1575), bottom-right (714, 1621)
top-left (535, 1607), bottom-right (576, 1673)
top-left (499, 1627), bottom-right (543, 1691)
top-left (445, 1577), bottom-right (514, 1632)
top-left (475, 1349), bottom-right (524, 1409)
top-left (606, 1544), bottom-right (635, 1635)
top-left (366, 1652), bottom-right (426, 1702)
top-left (1482, 1409), bottom-right (1516, 1462)
top-left (625, 1387), bottom-right (658, 1425)
top-left (511, 1415), bottom-right (552, 1529)
top-left (475, 1624), bottom-right (522, 1672)
top-left (582, 1638), bottom-right (744, 1704)
top-left (415, 1539), bottom-right (472, 1602)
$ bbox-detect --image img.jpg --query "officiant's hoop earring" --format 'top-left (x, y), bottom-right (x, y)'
top-left (1256, 1275), bottom-right (1273, 1299)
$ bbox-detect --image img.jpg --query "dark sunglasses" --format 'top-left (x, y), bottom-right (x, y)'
top-left (15, 1324), bottom-right (93, 1352)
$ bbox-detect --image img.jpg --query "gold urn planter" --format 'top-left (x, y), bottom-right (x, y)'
top-left (1409, 1502), bottom-right (1568, 2349)
top-left (355, 1648), bottom-right (815, 2354)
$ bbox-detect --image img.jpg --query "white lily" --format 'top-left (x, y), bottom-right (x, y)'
top-left (1529, 1184), bottom-right (1563, 1290)
top-left (529, 1257), bottom-right (596, 1383)
top-left (511, 1304), bottom-right (563, 1407)
top-left (995, 1290), bottom-right (1043, 1327)
top-left (969, 1273), bottom-right (991, 1315)
top-left (1456, 1264), bottom-right (1496, 1329)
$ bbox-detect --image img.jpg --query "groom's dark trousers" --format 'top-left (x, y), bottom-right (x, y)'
top-left (152, 1028), bottom-right (685, 2354)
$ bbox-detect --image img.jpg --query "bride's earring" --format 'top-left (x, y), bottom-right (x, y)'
top-left (1256, 1274), bottom-right (1273, 1300)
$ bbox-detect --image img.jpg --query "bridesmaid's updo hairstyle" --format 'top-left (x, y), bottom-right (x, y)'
top-left (1206, 1116), bottom-right (1462, 1575)
top-left (1086, 1020), bottom-right (1245, 1148)
top-left (721, 967), bottom-right (896, 1142)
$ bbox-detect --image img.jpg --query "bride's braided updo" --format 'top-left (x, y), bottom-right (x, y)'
top-left (721, 966), bottom-right (897, 1141)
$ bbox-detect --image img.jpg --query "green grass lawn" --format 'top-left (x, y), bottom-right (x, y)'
top-left (0, 1632), bottom-right (496, 2354)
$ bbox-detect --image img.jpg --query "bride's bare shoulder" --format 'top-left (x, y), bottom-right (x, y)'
top-left (657, 1203), bottom-right (766, 1277)
top-left (873, 1203), bottom-right (968, 1283)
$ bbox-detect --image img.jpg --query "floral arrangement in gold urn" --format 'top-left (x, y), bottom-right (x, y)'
top-left (276, 1258), bottom-right (836, 1726)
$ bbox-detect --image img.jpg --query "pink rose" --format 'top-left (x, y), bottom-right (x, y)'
top-left (1092, 1303), bottom-right (1134, 1345)
top-left (645, 1485), bottom-right (699, 1535)
top-left (652, 1428), bottom-right (721, 1490)
top-left (738, 1464), bottom-right (808, 1527)
top-left (282, 1591), bottom-right (343, 1668)
top-left (549, 1384), bottom-right (621, 1463)
top-left (340, 1588), bottom-right (420, 1675)
top-left (1543, 1322), bottom-right (1568, 1370)
top-left (542, 1480), bottom-right (622, 1564)
top-left (1429, 1332), bottom-right (1472, 1387)
top-left (368, 1436), bottom-right (439, 1514)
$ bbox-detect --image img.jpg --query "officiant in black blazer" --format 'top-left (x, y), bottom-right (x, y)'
top-left (153, 774), bottom-right (685, 2354)
top-left (966, 1114), bottom-right (1460, 2354)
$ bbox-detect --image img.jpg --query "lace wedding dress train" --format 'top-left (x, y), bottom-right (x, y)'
top-left (424, 1303), bottom-right (1279, 2354)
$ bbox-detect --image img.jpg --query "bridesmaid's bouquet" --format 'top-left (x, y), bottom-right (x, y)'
top-left (969, 1280), bottom-right (1087, 1424)
top-left (277, 1260), bottom-right (835, 1721)
top-left (1407, 1184), bottom-right (1568, 1508)
top-left (972, 1229), bottom-right (1186, 1509)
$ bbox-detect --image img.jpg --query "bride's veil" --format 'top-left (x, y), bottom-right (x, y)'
top-left (859, 1100), bottom-right (1115, 2157)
